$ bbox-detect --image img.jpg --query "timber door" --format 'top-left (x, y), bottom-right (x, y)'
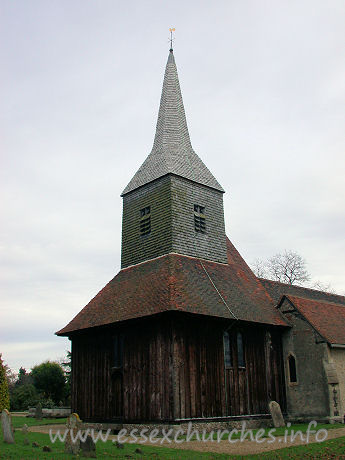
top-left (223, 328), bottom-right (269, 415)
top-left (223, 330), bottom-right (250, 415)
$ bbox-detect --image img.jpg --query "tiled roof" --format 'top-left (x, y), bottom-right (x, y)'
top-left (282, 295), bottom-right (345, 345)
top-left (122, 50), bottom-right (224, 195)
top-left (259, 278), bottom-right (345, 307)
top-left (56, 237), bottom-right (286, 336)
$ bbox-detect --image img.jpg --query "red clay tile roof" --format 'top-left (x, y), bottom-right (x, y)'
top-left (56, 238), bottom-right (287, 336)
top-left (282, 295), bottom-right (345, 345)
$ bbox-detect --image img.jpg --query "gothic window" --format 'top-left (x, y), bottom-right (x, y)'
top-left (223, 331), bottom-right (232, 368)
top-left (237, 332), bottom-right (245, 367)
top-left (113, 334), bottom-right (124, 369)
top-left (194, 204), bottom-right (206, 233)
top-left (140, 206), bottom-right (151, 236)
top-left (288, 354), bottom-right (297, 383)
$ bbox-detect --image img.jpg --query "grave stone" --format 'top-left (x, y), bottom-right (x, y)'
top-left (64, 413), bottom-right (82, 455)
top-left (269, 400), bottom-right (285, 428)
top-left (22, 423), bottom-right (29, 445)
top-left (1, 410), bottom-right (14, 444)
top-left (22, 423), bottom-right (29, 435)
top-left (80, 434), bottom-right (97, 458)
top-left (35, 402), bottom-right (43, 420)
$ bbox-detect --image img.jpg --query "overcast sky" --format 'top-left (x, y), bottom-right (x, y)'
top-left (1, 0), bottom-right (344, 373)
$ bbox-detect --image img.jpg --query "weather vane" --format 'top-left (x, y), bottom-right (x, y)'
top-left (169, 28), bottom-right (175, 51)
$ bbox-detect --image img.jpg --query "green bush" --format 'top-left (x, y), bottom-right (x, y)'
top-left (10, 383), bottom-right (39, 411)
top-left (0, 354), bottom-right (10, 411)
top-left (31, 361), bottom-right (66, 405)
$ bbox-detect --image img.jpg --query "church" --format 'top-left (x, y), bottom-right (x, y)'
top-left (56, 48), bottom-right (345, 426)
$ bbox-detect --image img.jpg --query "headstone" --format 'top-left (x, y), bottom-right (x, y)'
top-left (80, 434), bottom-right (96, 458)
top-left (135, 448), bottom-right (143, 454)
top-left (115, 441), bottom-right (124, 449)
top-left (1, 410), bottom-right (14, 444)
top-left (35, 402), bottom-right (43, 420)
top-left (64, 413), bottom-right (82, 455)
top-left (22, 423), bottom-right (29, 446)
top-left (42, 445), bottom-right (52, 452)
top-left (32, 441), bottom-right (40, 448)
top-left (269, 400), bottom-right (285, 428)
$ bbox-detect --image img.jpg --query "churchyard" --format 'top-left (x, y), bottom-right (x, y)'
top-left (1, 411), bottom-right (345, 459)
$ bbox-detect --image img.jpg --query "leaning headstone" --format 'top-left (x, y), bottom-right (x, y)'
top-left (64, 413), bottom-right (82, 455)
top-left (80, 434), bottom-right (96, 458)
top-left (1, 410), bottom-right (14, 444)
top-left (269, 400), bottom-right (285, 428)
top-left (35, 402), bottom-right (43, 420)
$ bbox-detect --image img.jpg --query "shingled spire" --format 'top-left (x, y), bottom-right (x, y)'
top-left (122, 50), bottom-right (224, 195)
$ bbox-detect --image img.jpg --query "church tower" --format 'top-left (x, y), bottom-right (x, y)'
top-left (121, 49), bottom-right (228, 268)
top-left (57, 47), bottom-right (288, 424)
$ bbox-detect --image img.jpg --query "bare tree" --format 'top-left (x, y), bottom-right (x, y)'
top-left (252, 251), bottom-right (339, 293)
top-left (252, 250), bottom-right (310, 285)
top-left (267, 250), bottom-right (310, 285)
top-left (251, 259), bottom-right (268, 278)
top-left (310, 280), bottom-right (336, 294)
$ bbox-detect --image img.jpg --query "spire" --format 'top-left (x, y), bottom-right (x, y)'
top-left (122, 50), bottom-right (224, 195)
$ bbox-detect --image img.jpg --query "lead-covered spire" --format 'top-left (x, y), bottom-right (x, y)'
top-left (122, 50), bottom-right (224, 196)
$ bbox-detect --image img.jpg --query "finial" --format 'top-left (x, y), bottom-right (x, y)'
top-left (169, 28), bottom-right (175, 52)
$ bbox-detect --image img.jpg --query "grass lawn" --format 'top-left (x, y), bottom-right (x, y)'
top-left (11, 416), bottom-right (67, 429)
top-left (1, 418), bottom-right (344, 459)
top-left (208, 422), bottom-right (344, 441)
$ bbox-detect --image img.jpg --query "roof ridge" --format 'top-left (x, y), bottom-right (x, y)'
top-left (285, 294), bottom-right (345, 307)
top-left (259, 277), bottom-right (345, 300)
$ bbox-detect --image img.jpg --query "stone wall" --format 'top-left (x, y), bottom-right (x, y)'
top-left (28, 407), bottom-right (71, 418)
top-left (280, 299), bottom-right (330, 418)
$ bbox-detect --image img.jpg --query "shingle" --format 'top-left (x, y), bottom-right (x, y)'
top-left (122, 51), bottom-right (224, 195)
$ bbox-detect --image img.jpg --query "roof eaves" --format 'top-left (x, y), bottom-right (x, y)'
top-left (121, 172), bottom-right (225, 197)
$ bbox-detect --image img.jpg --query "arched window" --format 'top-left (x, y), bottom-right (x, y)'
top-left (237, 332), bottom-right (245, 367)
top-left (288, 354), bottom-right (297, 383)
top-left (223, 331), bottom-right (232, 368)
